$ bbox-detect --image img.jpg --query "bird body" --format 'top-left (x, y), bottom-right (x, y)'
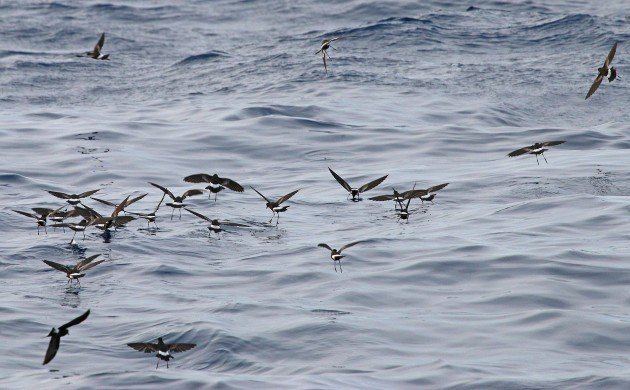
top-left (184, 173), bottom-right (244, 201)
top-left (318, 241), bottom-right (361, 272)
top-left (86, 33), bottom-right (109, 60)
top-left (127, 337), bottom-right (196, 368)
top-left (508, 141), bottom-right (565, 165)
top-left (47, 189), bottom-right (100, 206)
top-left (43, 254), bottom-right (104, 285)
top-left (328, 168), bottom-right (388, 201)
top-left (43, 309), bottom-right (90, 365)
top-left (586, 43), bottom-right (617, 99)
top-left (149, 182), bottom-right (204, 219)
top-left (250, 186), bottom-right (299, 224)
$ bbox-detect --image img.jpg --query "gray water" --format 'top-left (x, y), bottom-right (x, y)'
top-left (1, 0), bottom-right (630, 388)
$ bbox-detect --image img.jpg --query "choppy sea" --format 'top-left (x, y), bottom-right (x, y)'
top-left (1, 0), bottom-right (629, 388)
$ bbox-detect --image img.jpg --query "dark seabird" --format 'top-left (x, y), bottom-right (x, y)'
top-left (129, 193), bottom-right (166, 229)
top-left (85, 33), bottom-right (109, 60)
top-left (43, 309), bottom-right (90, 365)
top-left (396, 184), bottom-right (416, 222)
top-left (317, 241), bottom-right (361, 273)
top-left (12, 205), bottom-right (65, 235)
top-left (250, 186), bottom-right (300, 224)
top-left (328, 168), bottom-right (388, 201)
top-left (586, 43), bottom-right (618, 100)
top-left (183, 173), bottom-right (244, 202)
top-left (185, 208), bottom-right (248, 238)
top-left (127, 337), bottom-right (196, 368)
top-left (88, 195), bottom-right (137, 231)
top-left (91, 193), bottom-right (147, 214)
top-left (47, 188), bottom-right (100, 206)
top-left (52, 219), bottom-right (92, 243)
top-left (369, 183), bottom-right (449, 207)
top-left (508, 141), bottom-right (566, 165)
top-left (148, 182), bottom-right (204, 220)
top-left (315, 37), bottom-right (341, 74)
top-left (43, 255), bottom-right (104, 285)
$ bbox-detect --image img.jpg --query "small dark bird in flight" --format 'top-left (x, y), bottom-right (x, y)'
top-left (507, 141), bottom-right (566, 165)
top-left (183, 173), bottom-right (244, 202)
top-left (585, 43), bottom-right (618, 100)
top-left (43, 309), bottom-right (90, 365)
top-left (127, 337), bottom-right (196, 368)
top-left (12, 204), bottom-right (66, 235)
top-left (317, 241), bottom-right (361, 273)
top-left (148, 182), bottom-right (204, 220)
top-left (84, 33), bottom-right (109, 60)
top-left (328, 168), bottom-right (388, 201)
top-left (91, 193), bottom-right (147, 215)
top-left (43, 254), bottom-right (105, 285)
top-left (129, 193), bottom-right (166, 229)
top-left (185, 208), bottom-right (248, 238)
top-left (316, 37), bottom-right (341, 74)
top-left (396, 185), bottom-right (416, 222)
top-left (47, 188), bottom-right (100, 206)
top-left (369, 183), bottom-right (449, 208)
top-left (250, 186), bottom-right (299, 224)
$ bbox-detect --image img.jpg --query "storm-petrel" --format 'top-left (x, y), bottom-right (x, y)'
top-left (317, 241), bottom-right (361, 273)
top-left (91, 193), bottom-right (147, 214)
top-left (43, 254), bottom-right (104, 285)
top-left (84, 33), bottom-right (109, 60)
top-left (183, 173), bottom-right (244, 202)
top-left (316, 37), bottom-right (341, 74)
top-left (328, 168), bottom-right (388, 201)
top-left (185, 208), bottom-right (248, 238)
top-left (148, 182), bottom-right (204, 220)
top-left (127, 337), bottom-right (196, 368)
top-left (47, 188), bottom-right (100, 206)
top-left (129, 193), bottom-right (166, 229)
top-left (43, 309), bottom-right (90, 365)
top-left (586, 43), bottom-right (618, 100)
top-left (508, 141), bottom-right (566, 165)
top-left (12, 204), bottom-right (66, 235)
top-left (250, 186), bottom-right (299, 224)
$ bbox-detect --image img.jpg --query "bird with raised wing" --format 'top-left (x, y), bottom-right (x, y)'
top-left (127, 337), bottom-right (196, 368)
top-left (43, 254), bottom-right (105, 285)
top-left (47, 188), bottom-right (100, 206)
top-left (318, 241), bottom-right (361, 273)
top-left (508, 141), bottom-right (566, 165)
top-left (185, 208), bottom-right (248, 238)
top-left (184, 173), bottom-right (244, 202)
top-left (316, 37), bottom-right (341, 74)
top-left (12, 204), bottom-right (66, 235)
top-left (43, 309), bottom-right (90, 365)
top-left (84, 33), bottom-right (109, 60)
top-left (148, 182), bottom-right (204, 220)
top-left (250, 186), bottom-right (299, 224)
top-left (585, 43), bottom-right (618, 100)
top-left (328, 168), bottom-right (388, 201)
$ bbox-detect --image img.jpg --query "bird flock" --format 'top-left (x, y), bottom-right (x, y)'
top-left (10, 33), bottom-right (620, 369)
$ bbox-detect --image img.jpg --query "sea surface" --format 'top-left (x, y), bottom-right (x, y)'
top-left (1, 0), bottom-right (629, 388)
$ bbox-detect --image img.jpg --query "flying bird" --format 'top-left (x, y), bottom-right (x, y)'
top-left (127, 337), bottom-right (196, 368)
top-left (12, 205), bottom-right (66, 235)
top-left (316, 37), bottom-right (341, 74)
top-left (47, 188), bottom-right (100, 206)
top-left (585, 43), bottom-right (618, 100)
top-left (328, 168), bottom-right (388, 201)
top-left (43, 309), bottom-right (90, 365)
top-left (507, 141), bottom-right (566, 165)
top-left (43, 255), bottom-right (105, 285)
top-left (129, 193), bottom-right (166, 229)
top-left (84, 33), bottom-right (109, 60)
top-left (91, 193), bottom-right (147, 214)
top-left (185, 208), bottom-right (248, 238)
top-left (317, 241), bottom-right (361, 273)
top-left (183, 173), bottom-right (244, 202)
top-left (250, 186), bottom-right (299, 224)
top-left (148, 182), bottom-right (204, 220)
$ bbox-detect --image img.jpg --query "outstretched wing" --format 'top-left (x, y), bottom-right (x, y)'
top-left (183, 173), bottom-right (212, 183)
top-left (168, 343), bottom-right (197, 353)
top-left (222, 221), bottom-right (249, 227)
top-left (507, 145), bottom-right (533, 157)
top-left (185, 208), bottom-right (212, 223)
top-left (149, 182), bottom-right (175, 200)
top-left (181, 189), bottom-right (204, 200)
top-left (125, 193), bottom-right (148, 207)
top-left (605, 42), bottom-right (617, 67)
top-left (339, 241), bottom-right (362, 253)
top-left (250, 186), bottom-right (271, 203)
top-left (585, 75), bottom-right (603, 100)
top-left (76, 255), bottom-right (104, 271)
top-left (127, 343), bottom-right (159, 353)
top-left (111, 195), bottom-right (130, 218)
top-left (220, 177), bottom-right (244, 192)
top-left (542, 140), bottom-right (565, 147)
top-left (152, 193), bottom-right (166, 214)
top-left (318, 243), bottom-right (333, 251)
top-left (77, 189), bottom-right (100, 198)
top-left (358, 174), bottom-right (388, 193)
top-left (277, 189), bottom-right (300, 205)
top-left (328, 168), bottom-right (352, 192)
top-left (13, 209), bottom-right (39, 219)
top-left (91, 197), bottom-right (116, 207)
top-left (401, 189), bottom-right (428, 199)
top-left (113, 216), bottom-right (135, 227)
top-left (47, 190), bottom-right (71, 199)
top-left (59, 309), bottom-right (90, 331)
top-left (368, 194), bottom-right (394, 201)
top-left (43, 335), bottom-right (60, 365)
top-left (43, 260), bottom-right (71, 274)
top-left (427, 182), bottom-right (449, 193)
top-left (94, 33), bottom-right (105, 54)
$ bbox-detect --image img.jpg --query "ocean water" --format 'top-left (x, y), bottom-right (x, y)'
top-left (1, 0), bottom-right (629, 388)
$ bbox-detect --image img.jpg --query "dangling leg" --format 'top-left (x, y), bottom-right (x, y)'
top-left (535, 155), bottom-right (540, 165)
top-left (37, 225), bottom-right (40, 235)
top-left (82, 230), bottom-right (86, 239)
top-left (44, 225), bottom-right (48, 234)
top-left (171, 208), bottom-right (175, 220)
top-left (276, 213), bottom-right (280, 225)
top-left (156, 359), bottom-right (159, 369)
top-left (179, 208), bottom-right (182, 220)
top-left (214, 193), bottom-right (218, 202)
top-left (334, 262), bottom-right (337, 272)
top-left (542, 153), bottom-right (548, 164)
top-left (268, 212), bottom-right (275, 224)
top-left (339, 262), bottom-right (343, 273)
top-left (166, 360), bottom-right (169, 368)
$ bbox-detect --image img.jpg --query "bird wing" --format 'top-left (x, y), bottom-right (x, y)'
top-left (114, 216), bottom-right (136, 226)
top-left (168, 343), bottom-right (197, 353)
top-left (185, 208), bottom-right (212, 223)
top-left (59, 309), bottom-right (90, 331)
top-left (91, 197), bottom-right (115, 207)
top-left (127, 343), bottom-right (159, 353)
top-left (43, 260), bottom-right (72, 274)
top-left (605, 42), bottom-right (617, 67)
top-left (250, 186), bottom-right (271, 203)
top-left (222, 221), bottom-right (249, 227)
top-left (152, 193), bottom-right (166, 214)
top-left (368, 194), bottom-right (394, 201)
top-left (358, 174), bottom-right (388, 193)
top-left (94, 33), bottom-right (105, 53)
top-left (328, 168), bottom-right (352, 192)
top-left (401, 189), bottom-right (428, 198)
top-left (111, 195), bottom-right (130, 218)
top-left (542, 140), bottom-right (565, 147)
top-left (31, 208), bottom-right (54, 217)
top-left (339, 241), bottom-right (362, 253)
top-left (585, 75), bottom-right (603, 100)
top-left (13, 209), bottom-right (39, 219)
top-left (75, 254), bottom-right (101, 270)
top-left (149, 182), bottom-right (175, 200)
top-left (276, 189), bottom-right (300, 205)
top-left (183, 173), bottom-right (211, 183)
top-left (507, 146), bottom-right (533, 157)
top-left (318, 243), bottom-right (333, 251)
top-left (47, 190), bottom-right (71, 199)
top-left (78, 189), bottom-right (100, 198)
top-left (78, 259), bottom-right (105, 272)
top-left (427, 182), bottom-right (449, 193)
top-left (74, 205), bottom-right (101, 220)
top-left (181, 189), bottom-right (204, 200)
top-left (220, 177), bottom-right (244, 192)
top-left (43, 335), bottom-right (60, 365)
top-left (125, 193), bottom-right (148, 208)
top-left (329, 37), bottom-right (342, 43)
top-left (405, 183), bottom-right (417, 209)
